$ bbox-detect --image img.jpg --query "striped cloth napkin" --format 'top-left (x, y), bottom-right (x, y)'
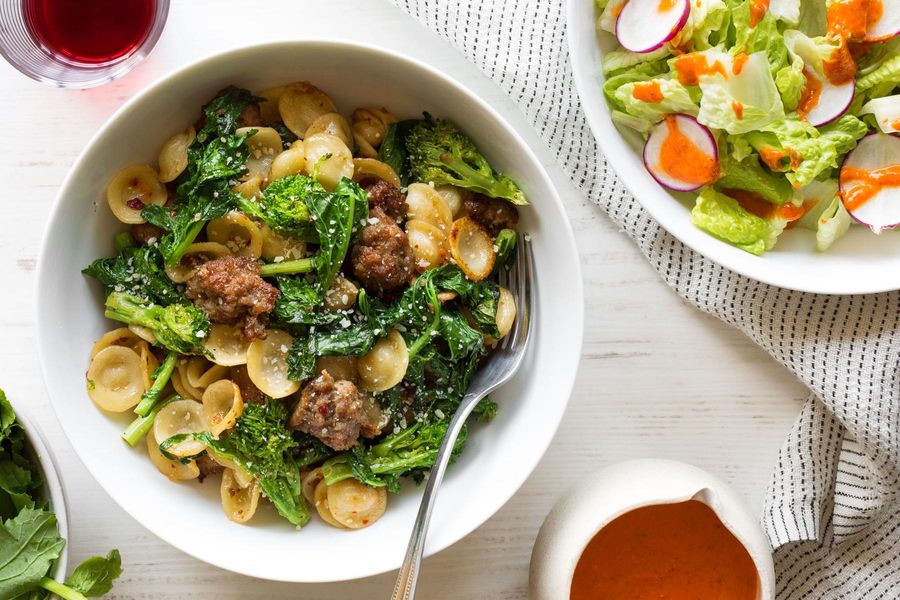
top-left (390, 0), bottom-right (900, 597)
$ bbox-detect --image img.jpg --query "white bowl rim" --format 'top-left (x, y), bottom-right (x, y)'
top-left (566, 0), bottom-right (900, 295)
top-left (16, 409), bottom-right (69, 581)
top-left (34, 38), bottom-right (584, 582)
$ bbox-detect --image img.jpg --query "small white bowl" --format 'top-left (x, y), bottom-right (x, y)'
top-left (15, 410), bottom-right (69, 582)
top-left (530, 459), bottom-right (775, 599)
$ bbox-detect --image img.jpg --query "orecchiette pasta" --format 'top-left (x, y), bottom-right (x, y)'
top-left (326, 478), bottom-right (388, 529)
top-left (434, 185), bottom-right (467, 218)
top-left (351, 158), bottom-right (402, 189)
top-left (221, 469), bottom-right (261, 524)
top-left (184, 357), bottom-right (230, 390)
top-left (302, 133), bottom-right (354, 191)
top-left (278, 82), bottom-right (338, 137)
top-left (164, 241), bottom-right (231, 283)
top-left (170, 366), bottom-right (201, 401)
top-left (259, 222), bottom-right (306, 261)
top-left (106, 164), bottom-right (167, 224)
top-left (87, 345), bottom-right (146, 412)
top-left (313, 356), bottom-right (359, 384)
top-left (202, 379), bottom-right (244, 436)
top-left (236, 126), bottom-right (282, 185)
top-left (406, 219), bottom-right (449, 272)
top-left (146, 431), bottom-right (200, 482)
top-left (245, 329), bottom-right (301, 398)
top-left (351, 107), bottom-right (397, 158)
top-left (257, 84), bottom-right (288, 123)
top-left (405, 183), bottom-right (453, 233)
top-left (153, 399), bottom-right (207, 458)
top-left (323, 276), bottom-right (358, 312)
top-left (314, 479), bottom-right (348, 529)
top-left (90, 327), bottom-right (144, 359)
top-left (208, 450), bottom-right (254, 488)
top-left (304, 113), bottom-right (353, 147)
top-left (301, 468), bottom-right (325, 505)
top-left (232, 173), bottom-right (263, 199)
top-left (203, 323), bottom-right (252, 367)
top-left (206, 211), bottom-right (264, 258)
top-left (357, 329), bottom-right (409, 392)
top-left (158, 126), bottom-right (196, 183)
top-left (128, 324), bottom-right (158, 346)
top-left (449, 216), bottom-right (496, 281)
top-left (495, 286), bottom-right (517, 339)
top-left (267, 140), bottom-right (306, 181)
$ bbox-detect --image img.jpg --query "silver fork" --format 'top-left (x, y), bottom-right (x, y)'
top-left (391, 234), bottom-right (536, 600)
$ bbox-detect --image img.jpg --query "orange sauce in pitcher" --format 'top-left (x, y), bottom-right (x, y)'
top-left (571, 500), bottom-right (759, 600)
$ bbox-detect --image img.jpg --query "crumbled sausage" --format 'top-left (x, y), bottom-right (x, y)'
top-left (289, 371), bottom-right (377, 451)
top-left (350, 207), bottom-right (414, 299)
top-left (363, 179), bottom-right (406, 222)
top-left (463, 193), bottom-right (519, 235)
top-left (230, 365), bottom-right (266, 405)
top-left (185, 255), bottom-right (280, 340)
top-left (196, 454), bottom-right (224, 483)
top-left (130, 222), bottom-right (165, 246)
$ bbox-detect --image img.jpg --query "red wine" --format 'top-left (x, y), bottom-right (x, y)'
top-left (24, 0), bottom-right (155, 65)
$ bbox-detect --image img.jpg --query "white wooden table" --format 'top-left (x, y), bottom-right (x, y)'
top-left (0, 0), bottom-right (809, 597)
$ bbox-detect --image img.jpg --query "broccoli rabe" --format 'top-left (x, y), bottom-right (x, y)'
top-left (405, 114), bottom-right (528, 205)
top-left (104, 292), bottom-right (209, 355)
top-left (236, 174), bottom-right (318, 241)
top-left (83, 244), bottom-right (182, 306)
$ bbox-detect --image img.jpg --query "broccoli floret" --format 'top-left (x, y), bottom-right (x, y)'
top-left (104, 292), bottom-right (209, 355)
top-left (236, 174), bottom-right (319, 241)
top-left (405, 115), bottom-right (528, 205)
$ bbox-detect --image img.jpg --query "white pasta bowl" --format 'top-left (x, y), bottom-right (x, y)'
top-left (567, 0), bottom-right (900, 294)
top-left (35, 40), bottom-right (583, 582)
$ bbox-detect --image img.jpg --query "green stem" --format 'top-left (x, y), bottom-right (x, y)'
top-left (166, 220), bottom-right (206, 266)
top-left (259, 257), bottom-right (316, 277)
top-left (113, 231), bottom-right (135, 252)
top-left (122, 395), bottom-right (178, 447)
top-left (39, 577), bottom-right (87, 600)
top-left (134, 352), bottom-right (177, 416)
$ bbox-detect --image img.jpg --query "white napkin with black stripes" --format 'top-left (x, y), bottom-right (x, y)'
top-left (390, 0), bottom-right (900, 597)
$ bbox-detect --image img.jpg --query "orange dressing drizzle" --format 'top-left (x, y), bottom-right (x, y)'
top-left (657, 115), bottom-right (719, 186)
top-left (732, 101), bottom-right (744, 119)
top-left (732, 52), bottom-right (749, 75)
top-left (612, 1), bottom-right (624, 17)
top-left (750, 0), bottom-right (770, 27)
top-left (675, 52), bottom-right (727, 86)
top-left (840, 165), bottom-right (900, 211)
top-left (798, 69), bottom-right (823, 120)
top-left (726, 189), bottom-right (776, 219)
top-left (892, 120), bottom-right (900, 131)
top-left (824, 38), bottom-right (859, 85)
top-left (827, 0), bottom-right (871, 41)
top-left (658, 0), bottom-right (677, 11)
top-left (759, 146), bottom-right (788, 171)
top-left (633, 81), bottom-right (664, 103)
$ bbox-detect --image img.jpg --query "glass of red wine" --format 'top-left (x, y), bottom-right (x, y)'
top-left (0, 0), bottom-right (169, 88)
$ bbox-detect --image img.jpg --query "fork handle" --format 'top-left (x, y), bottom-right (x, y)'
top-left (390, 393), bottom-right (482, 600)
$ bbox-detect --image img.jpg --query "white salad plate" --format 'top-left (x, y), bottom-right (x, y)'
top-left (567, 0), bottom-right (900, 294)
top-left (35, 40), bottom-right (584, 582)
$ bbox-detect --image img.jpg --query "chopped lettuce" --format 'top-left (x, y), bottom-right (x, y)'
top-left (602, 46), bottom-right (670, 75)
top-left (690, 188), bottom-right (787, 255)
top-left (697, 51), bottom-right (785, 134)
top-left (715, 154), bottom-right (794, 204)
top-left (857, 56), bottom-right (900, 94)
top-left (615, 79), bottom-right (699, 121)
top-left (859, 95), bottom-right (900, 133)
top-left (769, 0), bottom-right (800, 24)
top-left (672, 0), bottom-right (729, 50)
top-left (793, 180), bottom-right (851, 251)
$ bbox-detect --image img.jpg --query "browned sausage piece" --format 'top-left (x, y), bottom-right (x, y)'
top-left (363, 179), bottom-right (406, 222)
top-left (288, 370), bottom-right (375, 451)
top-left (196, 454), bottom-right (224, 483)
top-left (350, 207), bottom-right (414, 300)
top-left (130, 222), bottom-right (165, 246)
top-left (185, 255), bottom-right (280, 341)
top-left (463, 193), bottom-right (519, 235)
top-left (230, 365), bottom-right (266, 405)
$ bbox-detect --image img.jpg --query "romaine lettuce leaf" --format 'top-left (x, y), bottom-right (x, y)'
top-left (795, 180), bottom-right (852, 250)
top-left (602, 46), bottom-right (671, 75)
top-left (859, 95), bottom-right (900, 133)
top-left (697, 51), bottom-right (785, 134)
top-left (857, 56), bottom-right (900, 94)
top-left (690, 188), bottom-right (786, 255)
top-left (671, 0), bottom-right (729, 50)
top-left (715, 154), bottom-right (794, 204)
top-left (615, 78), bottom-right (700, 121)
top-left (769, 0), bottom-right (800, 24)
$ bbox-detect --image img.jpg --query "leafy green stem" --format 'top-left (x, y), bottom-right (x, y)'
top-left (122, 395), bottom-right (178, 446)
top-left (259, 257), bottom-right (317, 277)
top-left (134, 352), bottom-right (177, 416)
top-left (39, 577), bottom-right (88, 600)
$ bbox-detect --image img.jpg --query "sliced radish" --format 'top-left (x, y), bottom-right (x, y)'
top-left (616, 0), bottom-right (690, 54)
top-left (802, 70), bottom-right (855, 127)
top-left (840, 133), bottom-right (900, 233)
top-left (865, 1), bottom-right (900, 42)
top-left (643, 114), bottom-right (719, 192)
top-left (859, 95), bottom-right (900, 134)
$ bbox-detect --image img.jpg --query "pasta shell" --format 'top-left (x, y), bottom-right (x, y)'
top-left (207, 450), bottom-right (254, 489)
top-left (495, 286), bottom-right (517, 339)
top-left (304, 113), bottom-right (352, 147)
top-left (351, 107), bottom-right (397, 158)
top-left (278, 82), bottom-right (338, 137)
top-left (236, 126), bottom-right (282, 185)
top-left (314, 479), bottom-right (348, 529)
top-left (184, 357), bottom-right (230, 389)
top-left (326, 478), bottom-right (387, 529)
top-left (106, 164), bottom-right (167, 224)
top-left (245, 329), bottom-right (301, 398)
top-left (323, 276), bottom-right (358, 312)
top-left (267, 141), bottom-right (306, 182)
top-left (301, 468), bottom-right (324, 505)
top-left (203, 323), bottom-right (251, 367)
top-left (206, 211), bottom-right (263, 258)
top-left (351, 158), bottom-right (402, 189)
top-left (221, 469), bottom-right (261, 524)
top-left (90, 327), bottom-right (143, 359)
top-left (302, 133), bottom-right (354, 191)
top-left (259, 222), bottom-right (306, 261)
top-left (164, 241), bottom-right (231, 283)
top-left (146, 432), bottom-right (200, 482)
top-left (171, 365), bottom-right (202, 401)
top-left (357, 329), bottom-right (409, 393)
top-left (158, 126), bottom-right (196, 183)
top-left (406, 219), bottom-right (449, 272)
top-left (257, 84), bottom-right (288, 124)
top-left (202, 379), bottom-right (244, 436)
top-left (314, 356), bottom-right (359, 384)
top-left (87, 345), bottom-right (146, 412)
top-left (435, 185), bottom-right (468, 218)
top-left (153, 399), bottom-right (206, 458)
top-left (232, 173), bottom-right (263, 200)
top-left (405, 183), bottom-right (452, 233)
top-left (128, 324), bottom-right (158, 346)
top-left (449, 217), bottom-right (496, 282)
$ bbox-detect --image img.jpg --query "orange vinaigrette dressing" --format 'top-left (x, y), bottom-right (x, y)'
top-left (892, 121), bottom-right (900, 131)
top-left (827, 0), bottom-right (871, 41)
top-left (798, 69), bottom-right (823, 120)
top-left (750, 0), bottom-right (770, 27)
top-left (633, 81), bottom-right (664, 103)
top-left (732, 52), bottom-right (749, 75)
top-left (657, 115), bottom-right (718, 186)
top-left (732, 101), bottom-right (744, 119)
top-left (674, 52), bottom-right (727, 86)
top-left (840, 165), bottom-right (900, 211)
top-left (658, 0), bottom-right (677, 11)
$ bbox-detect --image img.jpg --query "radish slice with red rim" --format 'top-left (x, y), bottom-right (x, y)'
top-left (616, 0), bottom-right (690, 54)
top-left (802, 70), bottom-right (854, 127)
top-left (864, 2), bottom-right (900, 42)
top-left (643, 114), bottom-right (719, 192)
top-left (840, 133), bottom-right (900, 233)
